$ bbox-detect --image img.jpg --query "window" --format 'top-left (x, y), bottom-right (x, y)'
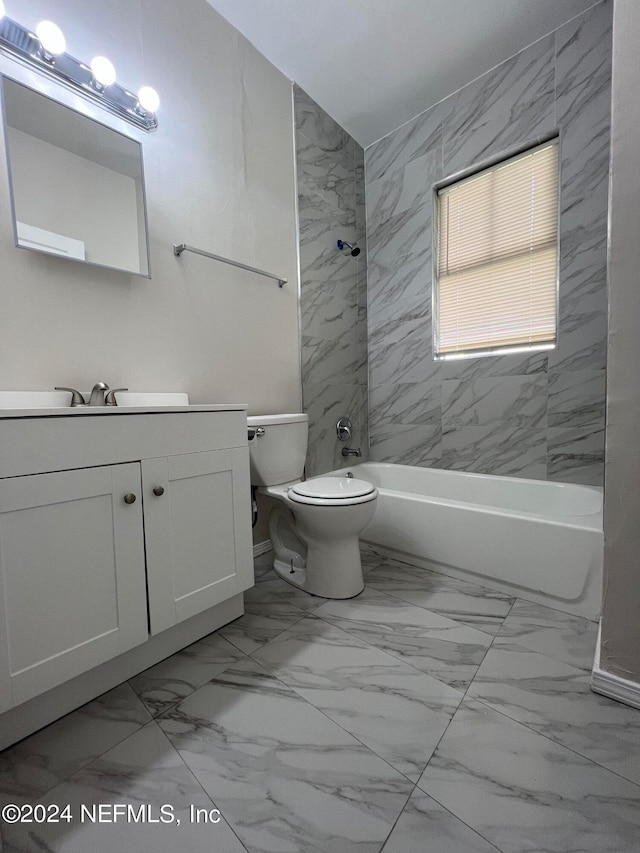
top-left (434, 140), bottom-right (559, 359)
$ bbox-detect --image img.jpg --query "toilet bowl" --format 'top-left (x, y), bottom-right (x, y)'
top-left (268, 477), bottom-right (377, 598)
top-left (247, 414), bottom-right (378, 599)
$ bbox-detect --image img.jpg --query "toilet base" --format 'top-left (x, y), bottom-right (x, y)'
top-left (273, 557), bottom-right (364, 599)
top-left (266, 493), bottom-right (375, 600)
top-left (271, 541), bottom-right (365, 599)
top-left (273, 557), bottom-right (309, 592)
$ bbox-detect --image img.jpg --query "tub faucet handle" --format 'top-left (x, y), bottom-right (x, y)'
top-left (336, 416), bottom-right (352, 442)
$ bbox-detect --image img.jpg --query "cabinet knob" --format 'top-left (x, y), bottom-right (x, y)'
top-left (123, 493), bottom-right (137, 504)
top-left (152, 486), bottom-right (165, 497)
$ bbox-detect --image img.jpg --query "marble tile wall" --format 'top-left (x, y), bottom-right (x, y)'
top-left (295, 86), bottom-right (368, 476)
top-left (364, 1), bottom-right (612, 485)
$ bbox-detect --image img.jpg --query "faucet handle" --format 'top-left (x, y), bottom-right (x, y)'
top-left (336, 416), bottom-right (353, 442)
top-left (55, 387), bottom-right (87, 407)
top-left (105, 388), bottom-right (128, 406)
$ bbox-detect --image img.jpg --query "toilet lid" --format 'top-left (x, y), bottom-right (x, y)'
top-left (290, 477), bottom-right (375, 500)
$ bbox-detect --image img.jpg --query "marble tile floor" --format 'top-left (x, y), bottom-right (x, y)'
top-left (1, 548), bottom-right (639, 852)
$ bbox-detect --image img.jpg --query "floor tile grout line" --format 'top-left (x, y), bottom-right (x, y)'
top-left (360, 575), bottom-right (510, 632)
top-left (239, 556), bottom-right (510, 789)
top-left (242, 572), bottom-right (500, 788)
top-left (458, 595), bottom-right (518, 704)
top-left (257, 552), bottom-right (515, 640)
top-left (381, 591), bottom-right (515, 839)
top-left (375, 701), bottom-right (506, 851)
top-left (377, 779), bottom-right (421, 853)
top-left (127, 637), bottom-right (253, 719)
top-left (244, 647), bottom-right (428, 788)
top-left (425, 592), bottom-right (514, 712)
top-left (361, 582), bottom-right (510, 639)
top-left (310, 608), bottom-right (471, 694)
top-left (409, 783), bottom-right (508, 853)
top-left (366, 547), bottom-right (518, 600)
top-left (389, 781), bottom-right (507, 853)
top-left (242, 574), bottom-right (484, 789)
top-left (3, 682), bottom-right (155, 809)
top-left (136, 693), bottom-right (182, 721)
top-left (468, 620), bottom-right (598, 676)
top-left (146, 652), bottom-right (256, 725)
top-left (477, 599), bottom-right (599, 675)
top-left (459, 693), bottom-right (640, 792)
top-left (153, 721), bottom-right (252, 853)
top-left (0, 712), bottom-right (153, 818)
top-left (452, 595), bottom-right (640, 789)
top-left (223, 611), bottom-right (312, 657)
top-left (262, 597), bottom-right (476, 699)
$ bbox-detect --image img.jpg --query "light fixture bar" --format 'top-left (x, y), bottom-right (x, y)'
top-left (0, 14), bottom-right (158, 131)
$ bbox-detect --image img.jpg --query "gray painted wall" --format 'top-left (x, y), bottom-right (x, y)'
top-left (600, 0), bottom-right (640, 682)
top-left (364, 1), bottom-right (611, 486)
top-left (0, 0), bottom-right (300, 415)
top-left (295, 87), bottom-right (368, 476)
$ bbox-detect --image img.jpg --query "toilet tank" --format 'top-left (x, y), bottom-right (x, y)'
top-left (247, 413), bottom-right (309, 486)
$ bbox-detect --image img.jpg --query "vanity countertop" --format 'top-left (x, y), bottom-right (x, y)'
top-left (0, 403), bottom-right (248, 419)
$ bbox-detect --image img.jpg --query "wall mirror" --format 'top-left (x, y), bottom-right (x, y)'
top-left (1, 76), bottom-right (150, 277)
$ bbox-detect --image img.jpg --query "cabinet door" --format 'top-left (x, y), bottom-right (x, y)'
top-left (0, 464), bottom-right (148, 711)
top-left (143, 449), bottom-right (253, 635)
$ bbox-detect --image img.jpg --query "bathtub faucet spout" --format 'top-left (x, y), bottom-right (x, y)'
top-left (341, 447), bottom-right (362, 458)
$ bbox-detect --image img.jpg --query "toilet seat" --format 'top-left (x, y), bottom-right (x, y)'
top-left (287, 477), bottom-right (377, 507)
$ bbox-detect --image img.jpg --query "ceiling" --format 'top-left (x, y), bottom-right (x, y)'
top-left (206, 0), bottom-right (598, 148)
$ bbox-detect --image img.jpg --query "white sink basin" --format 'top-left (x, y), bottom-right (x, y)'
top-left (0, 391), bottom-right (70, 408)
top-left (107, 392), bottom-right (190, 407)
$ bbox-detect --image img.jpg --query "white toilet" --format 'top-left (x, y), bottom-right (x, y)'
top-left (247, 413), bottom-right (377, 598)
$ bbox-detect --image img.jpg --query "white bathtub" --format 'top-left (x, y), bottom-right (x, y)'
top-left (323, 462), bottom-right (603, 620)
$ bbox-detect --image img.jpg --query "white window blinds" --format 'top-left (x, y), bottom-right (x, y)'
top-left (435, 140), bottom-right (559, 358)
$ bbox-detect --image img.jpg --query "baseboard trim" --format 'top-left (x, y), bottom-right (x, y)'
top-left (591, 622), bottom-right (640, 710)
top-left (253, 540), bottom-right (272, 558)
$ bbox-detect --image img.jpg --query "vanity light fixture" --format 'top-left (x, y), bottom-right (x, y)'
top-left (0, 8), bottom-right (159, 131)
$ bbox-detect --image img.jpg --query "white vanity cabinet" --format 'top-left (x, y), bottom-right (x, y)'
top-left (143, 448), bottom-right (251, 635)
top-left (0, 462), bottom-right (148, 712)
top-left (0, 407), bottom-right (252, 713)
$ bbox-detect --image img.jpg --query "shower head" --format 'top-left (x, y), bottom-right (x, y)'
top-left (337, 239), bottom-right (361, 257)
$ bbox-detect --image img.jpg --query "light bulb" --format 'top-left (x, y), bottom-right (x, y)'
top-left (90, 56), bottom-right (116, 87)
top-left (137, 86), bottom-right (159, 113)
top-left (36, 21), bottom-right (66, 56)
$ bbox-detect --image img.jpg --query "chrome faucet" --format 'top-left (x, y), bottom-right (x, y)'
top-left (55, 381), bottom-right (125, 407)
top-left (88, 382), bottom-right (110, 406)
top-left (341, 447), bottom-right (362, 458)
